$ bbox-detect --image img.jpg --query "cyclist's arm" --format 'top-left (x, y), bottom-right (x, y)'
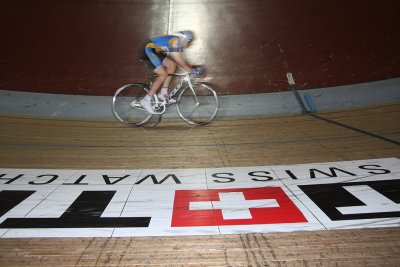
top-left (169, 52), bottom-right (192, 72)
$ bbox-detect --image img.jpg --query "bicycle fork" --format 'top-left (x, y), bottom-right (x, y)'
top-left (184, 73), bottom-right (200, 106)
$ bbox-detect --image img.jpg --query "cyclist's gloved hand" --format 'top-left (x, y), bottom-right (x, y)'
top-left (191, 67), bottom-right (205, 75)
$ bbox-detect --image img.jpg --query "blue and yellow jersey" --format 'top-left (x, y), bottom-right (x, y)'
top-left (144, 34), bottom-right (185, 67)
top-left (146, 35), bottom-right (184, 53)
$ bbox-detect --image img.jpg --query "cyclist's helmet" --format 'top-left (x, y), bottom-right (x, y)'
top-left (178, 30), bottom-right (194, 43)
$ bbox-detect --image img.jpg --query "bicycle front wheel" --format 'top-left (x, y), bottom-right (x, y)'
top-left (112, 84), bottom-right (152, 126)
top-left (177, 83), bottom-right (219, 125)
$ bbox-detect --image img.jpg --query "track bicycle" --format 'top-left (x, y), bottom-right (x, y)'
top-left (112, 64), bottom-right (219, 126)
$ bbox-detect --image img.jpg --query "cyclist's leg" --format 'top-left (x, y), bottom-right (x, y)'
top-left (141, 45), bottom-right (168, 113)
top-left (157, 57), bottom-right (178, 103)
top-left (148, 66), bottom-right (168, 96)
top-left (161, 57), bottom-right (177, 89)
top-left (140, 65), bottom-right (167, 113)
top-left (144, 45), bottom-right (168, 96)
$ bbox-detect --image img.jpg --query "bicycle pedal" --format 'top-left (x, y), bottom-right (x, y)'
top-left (166, 98), bottom-right (177, 105)
top-left (130, 100), bottom-right (141, 108)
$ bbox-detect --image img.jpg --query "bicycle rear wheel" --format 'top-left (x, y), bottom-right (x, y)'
top-left (177, 83), bottom-right (219, 125)
top-left (112, 83), bottom-right (152, 126)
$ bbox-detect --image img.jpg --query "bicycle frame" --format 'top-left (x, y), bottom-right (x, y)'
top-left (149, 72), bottom-right (199, 111)
top-left (143, 59), bottom-right (199, 106)
top-left (167, 73), bottom-right (194, 100)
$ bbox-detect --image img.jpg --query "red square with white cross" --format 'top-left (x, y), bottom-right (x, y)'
top-left (171, 187), bottom-right (308, 227)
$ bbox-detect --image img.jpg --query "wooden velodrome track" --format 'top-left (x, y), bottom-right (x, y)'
top-left (0, 103), bottom-right (399, 266)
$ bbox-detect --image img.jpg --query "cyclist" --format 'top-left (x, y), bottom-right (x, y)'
top-left (138, 31), bottom-right (204, 114)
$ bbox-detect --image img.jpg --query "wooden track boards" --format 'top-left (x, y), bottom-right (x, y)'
top-left (0, 103), bottom-right (399, 266)
top-left (1, 104), bottom-right (399, 169)
top-left (0, 228), bottom-right (399, 266)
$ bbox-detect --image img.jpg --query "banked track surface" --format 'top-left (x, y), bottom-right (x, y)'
top-left (0, 103), bottom-right (399, 266)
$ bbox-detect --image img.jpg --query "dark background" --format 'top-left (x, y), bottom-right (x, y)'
top-left (1, 0), bottom-right (399, 96)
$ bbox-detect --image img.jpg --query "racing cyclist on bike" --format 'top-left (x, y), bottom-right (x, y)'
top-left (138, 31), bottom-right (204, 114)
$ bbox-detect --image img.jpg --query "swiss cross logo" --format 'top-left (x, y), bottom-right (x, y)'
top-left (171, 187), bottom-right (307, 227)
